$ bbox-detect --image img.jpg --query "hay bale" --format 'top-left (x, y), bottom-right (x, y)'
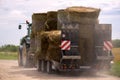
top-left (78, 24), bottom-right (95, 64)
top-left (66, 6), bottom-right (100, 18)
top-left (32, 13), bottom-right (47, 33)
top-left (31, 13), bottom-right (47, 57)
top-left (69, 17), bottom-right (99, 24)
top-left (30, 31), bottom-right (36, 39)
top-left (66, 7), bottom-right (100, 24)
top-left (29, 31), bottom-right (36, 55)
top-left (36, 30), bottom-right (61, 61)
top-left (29, 38), bottom-right (36, 54)
top-left (46, 45), bottom-right (61, 62)
top-left (47, 11), bottom-right (57, 21)
top-left (36, 31), bottom-right (49, 59)
top-left (79, 24), bottom-right (94, 38)
top-left (79, 38), bottom-right (86, 65)
top-left (48, 30), bottom-right (61, 44)
top-left (79, 38), bottom-right (95, 65)
top-left (58, 9), bottom-right (68, 23)
top-left (46, 30), bottom-right (61, 62)
top-left (57, 9), bottom-right (69, 30)
top-left (44, 11), bottom-right (57, 31)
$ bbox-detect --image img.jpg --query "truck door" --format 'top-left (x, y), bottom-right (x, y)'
top-left (60, 23), bottom-right (81, 70)
top-left (61, 24), bottom-right (80, 56)
top-left (94, 24), bottom-right (112, 60)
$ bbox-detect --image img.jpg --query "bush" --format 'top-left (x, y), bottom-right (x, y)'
top-left (110, 62), bottom-right (120, 77)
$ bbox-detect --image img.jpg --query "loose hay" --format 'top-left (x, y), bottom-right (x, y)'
top-left (36, 31), bottom-right (61, 62)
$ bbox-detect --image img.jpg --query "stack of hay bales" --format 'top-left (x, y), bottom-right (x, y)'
top-left (37, 11), bottom-right (58, 61)
top-left (30, 11), bottom-right (61, 62)
top-left (30, 6), bottom-right (100, 63)
top-left (29, 13), bottom-right (47, 55)
top-left (58, 6), bottom-right (100, 64)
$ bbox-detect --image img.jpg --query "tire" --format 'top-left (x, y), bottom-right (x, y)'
top-left (36, 59), bottom-right (41, 71)
top-left (41, 60), bottom-right (47, 72)
top-left (22, 43), bottom-right (31, 67)
top-left (22, 43), bottom-right (27, 67)
top-left (46, 61), bottom-right (52, 74)
top-left (18, 47), bottom-right (23, 66)
top-left (41, 60), bottom-right (45, 72)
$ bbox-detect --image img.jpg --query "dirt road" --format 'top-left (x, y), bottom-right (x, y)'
top-left (0, 60), bottom-right (119, 80)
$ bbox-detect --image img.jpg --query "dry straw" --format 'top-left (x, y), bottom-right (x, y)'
top-left (44, 11), bottom-right (57, 31)
top-left (46, 30), bottom-right (61, 62)
top-left (32, 13), bottom-right (47, 33)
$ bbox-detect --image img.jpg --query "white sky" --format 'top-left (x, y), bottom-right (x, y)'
top-left (0, 0), bottom-right (120, 46)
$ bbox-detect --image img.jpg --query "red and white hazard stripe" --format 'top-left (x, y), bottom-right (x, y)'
top-left (103, 41), bottom-right (113, 51)
top-left (61, 40), bottom-right (71, 50)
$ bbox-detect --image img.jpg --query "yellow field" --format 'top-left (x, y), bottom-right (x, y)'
top-left (112, 48), bottom-right (120, 62)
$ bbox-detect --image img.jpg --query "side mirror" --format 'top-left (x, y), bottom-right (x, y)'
top-left (18, 25), bottom-right (22, 29)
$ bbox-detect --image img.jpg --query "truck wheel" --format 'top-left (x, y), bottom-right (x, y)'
top-left (22, 43), bottom-right (27, 67)
top-left (37, 59), bottom-right (41, 71)
top-left (41, 60), bottom-right (44, 72)
top-left (41, 60), bottom-right (46, 72)
top-left (22, 43), bottom-right (29, 67)
top-left (18, 47), bottom-right (23, 66)
top-left (46, 61), bottom-right (52, 74)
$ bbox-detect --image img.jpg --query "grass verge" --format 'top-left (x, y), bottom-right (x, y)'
top-left (0, 52), bottom-right (17, 60)
top-left (110, 62), bottom-right (120, 77)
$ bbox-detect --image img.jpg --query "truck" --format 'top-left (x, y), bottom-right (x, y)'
top-left (18, 6), bottom-right (113, 73)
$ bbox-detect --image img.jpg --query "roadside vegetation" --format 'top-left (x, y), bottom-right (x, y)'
top-left (0, 39), bottom-right (120, 76)
top-left (111, 39), bottom-right (120, 77)
top-left (0, 44), bottom-right (18, 60)
top-left (110, 62), bottom-right (120, 77)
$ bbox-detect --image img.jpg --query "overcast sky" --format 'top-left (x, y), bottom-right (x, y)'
top-left (0, 0), bottom-right (120, 46)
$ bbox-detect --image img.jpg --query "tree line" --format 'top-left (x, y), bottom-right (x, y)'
top-left (0, 44), bottom-right (18, 52)
top-left (112, 39), bottom-right (120, 48)
top-left (0, 39), bottom-right (119, 52)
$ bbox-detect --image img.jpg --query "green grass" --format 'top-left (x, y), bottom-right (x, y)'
top-left (110, 62), bottom-right (120, 77)
top-left (0, 52), bottom-right (17, 60)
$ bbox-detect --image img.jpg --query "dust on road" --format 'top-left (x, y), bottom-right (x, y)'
top-left (0, 60), bottom-right (119, 80)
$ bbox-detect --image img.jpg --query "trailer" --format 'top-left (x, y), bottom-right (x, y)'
top-left (18, 6), bottom-right (113, 74)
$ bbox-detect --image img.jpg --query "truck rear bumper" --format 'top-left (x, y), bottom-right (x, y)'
top-left (58, 66), bottom-right (91, 72)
